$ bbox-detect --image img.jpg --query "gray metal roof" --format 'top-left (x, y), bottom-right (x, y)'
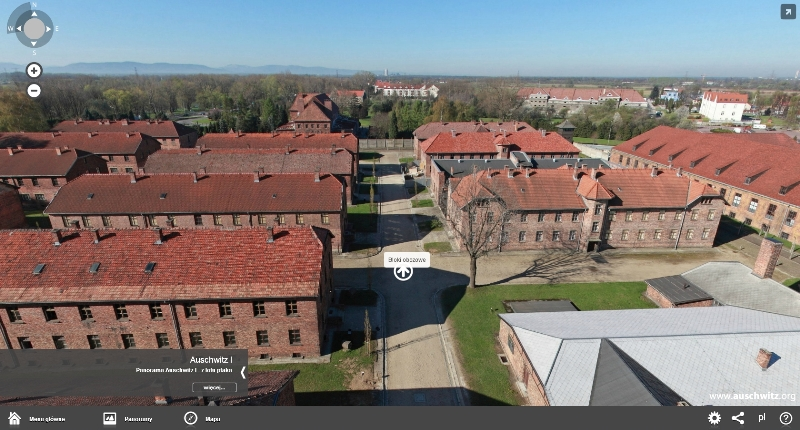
top-left (645, 275), bottom-right (713, 305)
top-left (433, 157), bottom-right (609, 178)
top-left (507, 299), bottom-right (579, 313)
top-left (681, 262), bottom-right (800, 318)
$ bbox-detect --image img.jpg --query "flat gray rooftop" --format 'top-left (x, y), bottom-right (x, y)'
top-left (645, 275), bottom-right (713, 305)
top-left (433, 158), bottom-right (609, 178)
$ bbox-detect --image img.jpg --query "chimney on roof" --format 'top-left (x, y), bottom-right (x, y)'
top-left (651, 166), bottom-right (658, 178)
top-left (91, 229), bottom-right (100, 244)
top-left (591, 168), bottom-right (598, 180)
top-left (154, 396), bottom-right (171, 405)
top-left (192, 172), bottom-right (198, 183)
top-left (514, 121), bottom-right (518, 132)
top-left (541, 129), bottom-right (547, 137)
top-left (450, 166), bottom-right (454, 175)
top-left (451, 129), bottom-right (456, 137)
top-left (285, 145), bottom-right (291, 155)
top-left (503, 129), bottom-right (507, 138)
top-left (87, 132), bottom-right (93, 138)
top-left (676, 167), bottom-right (682, 177)
top-left (52, 229), bottom-right (62, 246)
top-left (7, 147), bottom-right (13, 156)
top-left (70, 220), bottom-right (80, 229)
top-left (756, 348), bottom-right (773, 371)
top-left (197, 146), bottom-right (202, 155)
top-left (525, 168), bottom-right (531, 178)
top-left (331, 144), bottom-right (336, 155)
top-left (55, 147), bottom-right (62, 156)
top-left (507, 168), bottom-right (513, 178)
top-left (153, 228), bottom-right (164, 245)
top-left (752, 238), bottom-right (783, 279)
top-left (199, 167), bottom-right (207, 175)
top-left (138, 167), bottom-right (145, 176)
top-left (121, 119), bottom-right (129, 126)
top-left (253, 171), bottom-right (260, 183)
top-left (16, 145), bottom-right (22, 150)
top-left (314, 171), bottom-right (320, 182)
top-left (267, 226), bottom-right (274, 243)
top-left (51, 132), bottom-right (56, 138)
top-left (129, 172), bottom-right (137, 183)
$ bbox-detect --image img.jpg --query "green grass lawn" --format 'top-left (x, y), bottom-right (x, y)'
top-left (348, 203), bottom-right (378, 233)
top-left (783, 278), bottom-right (800, 292)
top-left (359, 117), bottom-right (372, 127)
top-left (250, 331), bottom-right (376, 405)
top-left (24, 210), bottom-right (51, 229)
top-left (423, 241), bottom-right (452, 253)
top-left (418, 218), bottom-right (443, 231)
top-left (362, 176), bottom-right (378, 184)
top-left (760, 116), bottom-right (786, 127)
top-left (399, 157), bottom-right (415, 164)
top-left (440, 282), bottom-right (655, 406)
top-left (411, 199), bottom-right (434, 208)
top-left (572, 136), bottom-right (624, 146)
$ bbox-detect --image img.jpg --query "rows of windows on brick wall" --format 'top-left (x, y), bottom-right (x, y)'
top-left (62, 213), bottom-right (331, 228)
top-left (5, 300), bottom-right (302, 349)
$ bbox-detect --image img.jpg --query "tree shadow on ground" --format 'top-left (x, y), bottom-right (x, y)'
top-left (484, 248), bottom-right (592, 286)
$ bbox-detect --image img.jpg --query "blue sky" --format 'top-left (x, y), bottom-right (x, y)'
top-left (2, 0), bottom-right (799, 77)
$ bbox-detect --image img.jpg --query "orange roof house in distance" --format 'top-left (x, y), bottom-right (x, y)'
top-left (612, 126), bottom-right (800, 241)
top-left (276, 93), bottom-right (359, 133)
top-left (0, 227), bottom-right (333, 359)
top-left (52, 119), bottom-right (197, 149)
top-left (413, 120), bottom-right (537, 159)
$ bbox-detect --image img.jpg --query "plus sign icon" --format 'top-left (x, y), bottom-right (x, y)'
top-left (384, 252), bottom-right (430, 281)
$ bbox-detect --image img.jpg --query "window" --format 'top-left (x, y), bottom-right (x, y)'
top-left (78, 216), bottom-right (91, 228)
top-left (507, 333), bottom-right (515, 354)
top-left (128, 215), bottom-right (138, 227)
top-left (189, 332), bottom-right (203, 348)
top-left (621, 230), bottom-right (630, 241)
top-left (519, 231), bottom-right (526, 242)
top-left (569, 230), bottom-right (577, 241)
top-left (278, 214), bottom-right (286, 225)
top-left (535, 231), bottom-right (543, 242)
top-left (253, 301), bottom-right (266, 317)
top-left (61, 216), bottom-right (71, 228)
top-left (149, 303), bottom-right (163, 320)
top-left (729, 211), bottom-right (737, 219)
top-left (31, 178), bottom-right (39, 186)
top-left (125, 168), bottom-right (134, 173)
top-left (603, 231), bottom-right (612, 240)
top-left (592, 222), bottom-right (600, 232)
top-left (193, 214), bottom-right (203, 226)
top-left (35, 193), bottom-right (45, 202)
top-left (537, 212), bottom-right (545, 222)
top-left (257, 330), bottom-right (269, 346)
top-left (123, 155), bottom-right (130, 162)
top-left (625, 211), bottom-right (633, 221)
top-left (594, 205), bottom-right (602, 216)
top-left (102, 216), bottom-right (112, 227)
top-left (79, 305), bottom-right (93, 321)
top-left (111, 304), bottom-right (128, 321)
top-left (569, 212), bottom-right (578, 222)
top-left (6, 307), bottom-right (21, 323)
top-left (610, 211), bottom-right (617, 221)
top-left (786, 211), bottom-right (797, 227)
top-left (256, 214), bottom-right (268, 225)
top-left (167, 215), bottom-right (175, 226)
top-left (18, 337), bottom-right (32, 349)
top-left (637, 230), bottom-right (646, 240)
top-left (53, 336), bottom-right (67, 350)
top-left (520, 213), bottom-right (528, 223)
top-left (701, 228), bottom-right (711, 239)
top-left (766, 204), bottom-right (777, 220)
top-left (691, 209), bottom-right (699, 221)
top-left (147, 215), bottom-right (158, 226)
top-left (748, 199), bottom-right (758, 213)
top-left (487, 212), bottom-right (494, 223)
top-left (654, 229), bottom-right (662, 240)
top-left (321, 213), bottom-right (330, 225)
top-left (732, 193), bottom-right (742, 207)
top-left (674, 212), bottom-right (682, 221)
top-left (156, 333), bottom-right (170, 348)
top-left (213, 215), bottom-right (222, 226)
top-left (555, 212), bottom-right (563, 222)
top-left (219, 302), bottom-right (233, 318)
top-left (657, 210), bottom-right (665, 221)
top-left (720, 188), bottom-right (726, 198)
top-left (670, 229), bottom-right (678, 240)
top-left (744, 218), bottom-right (752, 226)
top-left (110, 167), bottom-right (118, 173)
top-left (686, 229), bottom-right (695, 240)
top-left (107, 155), bottom-right (114, 161)
top-left (633, 160), bottom-right (639, 168)
top-left (87, 335), bottom-right (102, 349)
top-left (552, 231), bottom-right (561, 241)
top-left (20, 193), bottom-right (31, 201)
top-left (285, 300), bottom-right (298, 316)
top-left (296, 214), bottom-right (304, 225)
top-left (289, 329), bottom-right (302, 345)
top-left (43, 306), bottom-right (58, 322)
top-left (51, 178), bottom-right (59, 186)
top-left (642, 211), bottom-right (649, 221)
top-left (233, 214), bottom-right (241, 226)
top-left (184, 303), bottom-right (198, 319)
top-left (223, 331), bottom-right (237, 347)
top-left (707, 209), bottom-right (716, 221)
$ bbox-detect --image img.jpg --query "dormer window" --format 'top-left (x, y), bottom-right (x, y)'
top-left (744, 177), bottom-right (752, 185)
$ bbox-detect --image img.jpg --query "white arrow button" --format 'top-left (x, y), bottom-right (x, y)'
top-left (31, 11), bottom-right (37, 16)
top-left (31, 41), bottom-right (36, 46)
top-left (46, 26), bottom-right (51, 32)
top-left (17, 26), bottom-right (21, 31)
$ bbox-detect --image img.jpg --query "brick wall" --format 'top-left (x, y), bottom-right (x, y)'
top-left (498, 320), bottom-right (549, 406)
top-left (644, 284), bottom-right (713, 308)
top-left (603, 201), bottom-right (723, 250)
top-left (0, 186), bottom-right (26, 229)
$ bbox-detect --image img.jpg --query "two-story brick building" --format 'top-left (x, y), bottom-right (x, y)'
top-left (144, 146), bottom-right (357, 204)
top-left (0, 183), bottom-right (26, 229)
top-left (0, 227), bottom-right (333, 359)
top-left (0, 147), bottom-right (108, 207)
top-left (413, 120), bottom-right (536, 161)
top-left (52, 119), bottom-right (197, 149)
top-left (0, 131), bottom-right (161, 172)
top-left (611, 126), bottom-right (800, 244)
top-left (446, 166), bottom-right (723, 252)
top-left (43, 171), bottom-right (347, 252)
top-left (276, 93), bottom-right (359, 133)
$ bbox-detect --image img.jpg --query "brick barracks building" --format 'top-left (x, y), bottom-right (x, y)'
top-left (144, 146), bottom-right (357, 204)
top-left (0, 147), bottom-right (108, 207)
top-left (611, 126), bottom-right (800, 244)
top-left (0, 183), bottom-right (26, 229)
top-left (447, 166), bottom-right (723, 252)
top-left (52, 119), bottom-right (198, 149)
top-left (43, 171), bottom-right (347, 252)
top-left (0, 131), bottom-right (161, 173)
top-left (0, 227), bottom-right (333, 360)
top-left (276, 93), bottom-right (359, 133)
top-left (413, 120), bottom-right (537, 161)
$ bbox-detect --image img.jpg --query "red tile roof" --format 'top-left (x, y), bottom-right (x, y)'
top-left (0, 228), bottom-right (328, 303)
top-left (144, 147), bottom-right (353, 176)
top-left (592, 168), bottom-right (708, 208)
top-left (577, 176), bottom-right (614, 200)
top-left (450, 169), bottom-right (585, 210)
top-left (424, 131), bottom-right (578, 155)
top-left (52, 119), bottom-right (195, 138)
top-left (0, 147), bottom-right (95, 177)
top-left (197, 132), bottom-right (358, 154)
top-left (703, 91), bottom-right (748, 103)
top-left (335, 90), bottom-right (365, 98)
top-left (289, 93), bottom-right (338, 122)
top-left (517, 87), bottom-right (646, 103)
top-left (614, 126), bottom-right (800, 206)
top-left (0, 370), bottom-right (298, 406)
top-left (414, 121), bottom-right (535, 141)
top-left (44, 172), bottom-right (343, 215)
top-left (0, 132), bottom-right (155, 155)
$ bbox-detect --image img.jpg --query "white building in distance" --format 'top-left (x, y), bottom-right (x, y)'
top-left (374, 80), bottom-right (439, 98)
top-left (699, 91), bottom-right (749, 122)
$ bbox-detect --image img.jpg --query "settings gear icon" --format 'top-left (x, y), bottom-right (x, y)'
top-left (708, 411), bottom-right (722, 426)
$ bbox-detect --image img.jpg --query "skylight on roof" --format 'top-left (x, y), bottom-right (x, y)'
top-left (160, 193), bottom-right (167, 199)
top-left (144, 262), bottom-right (156, 273)
top-left (89, 262), bottom-right (100, 273)
top-left (33, 263), bottom-right (46, 275)
top-left (87, 193), bottom-right (94, 200)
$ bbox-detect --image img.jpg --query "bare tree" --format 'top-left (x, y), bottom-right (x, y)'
top-left (364, 309), bottom-right (372, 355)
top-left (445, 168), bottom-right (512, 288)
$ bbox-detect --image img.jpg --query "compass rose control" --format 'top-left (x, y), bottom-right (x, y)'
top-left (7, 2), bottom-right (56, 48)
